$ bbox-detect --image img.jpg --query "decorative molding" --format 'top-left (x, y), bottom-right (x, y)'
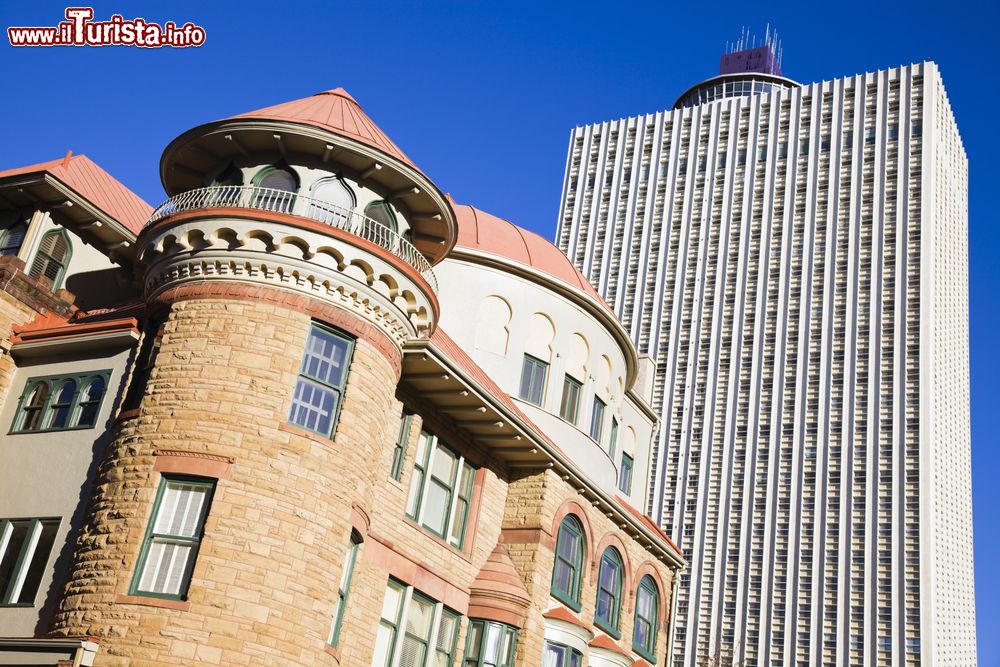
top-left (153, 449), bottom-right (235, 479)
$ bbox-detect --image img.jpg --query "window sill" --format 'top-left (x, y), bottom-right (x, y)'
top-left (114, 408), bottom-right (141, 425)
top-left (115, 593), bottom-right (191, 611)
top-left (551, 591), bottom-right (582, 613)
top-left (279, 422), bottom-right (336, 448)
top-left (324, 645), bottom-right (341, 661)
top-left (632, 645), bottom-right (657, 664)
top-left (8, 424), bottom-right (98, 436)
top-left (402, 516), bottom-right (473, 564)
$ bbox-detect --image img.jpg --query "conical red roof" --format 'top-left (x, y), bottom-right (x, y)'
top-left (467, 543), bottom-right (531, 628)
top-left (229, 88), bottom-right (416, 170)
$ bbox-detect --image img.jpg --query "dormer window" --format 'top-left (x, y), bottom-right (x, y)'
top-left (253, 165), bottom-right (298, 213)
top-left (29, 229), bottom-right (71, 290)
top-left (310, 177), bottom-right (356, 224)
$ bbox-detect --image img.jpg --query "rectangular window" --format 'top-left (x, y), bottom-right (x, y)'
top-left (130, 477), bottom-right (215, 600)
top-left (608, 418), bottom-right (619, 459)
top-left (618, 454), bottom-right (633, 495)
top-left (0, 517), bottom-right (59, 606)
top-left (463, 619), bottom-right (518, 667)
top-left (588, 397), bottom-right (606, 442)
top-left (328, 533), bottom-right (361, 648)
top-left (288, 324), bottom-right (354, 438)
top-left (543, 642), bottom-right (583, 667)
top-left (559, 375), bottom-right (582, 424)
top-left (11, 371), bottom-right (112, 434)
top-left (517, 355), bottom-right (548, 406)
top-left (391, 411), bottom-right (413, 481)
top-left (373, 580), bottom-right (460, 667)
top-left (406, 432), bottom-right (476, 549)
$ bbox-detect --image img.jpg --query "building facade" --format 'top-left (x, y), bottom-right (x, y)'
top-left (556, 55), bottom-right (974, 666)
top-left (0, 89), bottom-right (683, 665)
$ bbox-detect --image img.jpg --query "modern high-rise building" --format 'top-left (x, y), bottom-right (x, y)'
top-left (556, 37), bottom-right (974, 667)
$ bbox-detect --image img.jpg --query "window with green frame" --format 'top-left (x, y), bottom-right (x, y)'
top-left (390, 410), bottom-right (413, 481)
top-left (632, 575), bottom-right (659, 661)
top-left (543, 641), bottom-right (583, 667)
top-left (129, 476), bottom-right (215, 600)
top-left (0, 517), bottom-right (59, 606)
top-left (558, 375), bottom-right (582, 424)
top-left (588, 396), bottom-right (606, 442)
top-left (550, 515), bottom-right (584, 610)
top-left (517, 355), bottom-right (548, 406)
top-left (252, 164), bottom-right (298, 213)
top-left (11, 371), bottom-right (111, 434)
top-left (373, 579), bottom-right (460, 667)
top-left (0, 220), bottom-right (27, 256)
top-left (365, 200), bottom-right (398, 233)
top-left (594, 547), bottom-right (624, 636)
top-left (29, 229), bottom-right (71, 290)
top-left (288, 323), bottom-right (354, 439)
top-left (328, 531), bottom-right (361, 648)
top-left (405, 431), bottom-right (476, 549)
top-left (463, 619), bottom-right (518, 667)
top-left (618, 453), bottom-right (634, 495)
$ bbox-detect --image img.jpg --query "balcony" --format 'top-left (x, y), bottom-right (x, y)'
top-left (145, 185), bottom-right (437, 292)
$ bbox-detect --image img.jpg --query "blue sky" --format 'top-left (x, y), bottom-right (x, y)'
top-left (2, 0), bottom-right (997, 662)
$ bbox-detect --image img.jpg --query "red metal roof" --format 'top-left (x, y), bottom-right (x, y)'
top-left (0, 154), bottom-right (151, 234)
top-left (542, 606), bottom-right (593, 631)
top-left (450, 200), bottom-right (612, 312)
top-left (589, 633), bottom-right (633, 658)
top-left (229, 88), bottom-right (417, 170)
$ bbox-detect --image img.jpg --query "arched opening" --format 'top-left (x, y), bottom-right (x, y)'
top-left (29, 229), bottom-right (72, 290)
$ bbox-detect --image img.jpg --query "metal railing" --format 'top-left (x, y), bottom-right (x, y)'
top-left (146, 185), bottom-right (437, 291)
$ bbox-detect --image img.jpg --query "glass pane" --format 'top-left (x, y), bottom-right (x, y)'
top-left (406, 596), bottom-right (434, 639)
top-left (302, 328), bottom-right (350, 387)
top-left (0, 520), bottom-right (30, 597)
top-left (483, 622), bottom-right (501, 662)
top-left (289, 378), bottom-right (337, 434)
top-left (543, 643), bottom-right (564, 667)
top-left (552, 560), bottom-right (571, 595)
top-left (406, 469), bottom-right (424, 516)
top-left (458, 463), bottom-right (475, 499)
top-left (599, 556), bottom-right (618, 589)
top-left (449, 498), bottom-right (468, 546)
top-left (373, 623), bottom-right (396, 667)
top-left (430, 445), bottom-right (457, 483)
top-left (312, 179), bottom-right (354, 211)
top-left (381, 582), bottom-right (403, 621)
top-left (466, 621), bottom-right (483, 658)
top-left (557, 528), bottom-right (579, 561)
top-left (15, 520), bottom-right (57, 604)
top-left (259, 169), bottom-right (296, 192)
top-left (596, 589), bottom-right (612, 622)
top-left (138, 539), bottom-right (194, 595)
top-left (423, 481), bottom-right (451, 535)
top-left (399, 635), bottom-right (427, 667)
top-left (155, 482), bottom-right (209, 538)
top-left (435, 611), bottom-right (458, 659)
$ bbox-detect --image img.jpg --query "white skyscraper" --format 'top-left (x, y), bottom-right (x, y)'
top-left (555, 44), bottom-right (974, 667)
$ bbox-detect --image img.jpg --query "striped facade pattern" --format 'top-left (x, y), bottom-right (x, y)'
top-left (555, 62), bottom-right (974, 666)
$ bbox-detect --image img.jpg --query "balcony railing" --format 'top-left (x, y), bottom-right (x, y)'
top-left (145, 185), bottom-right (437, 292)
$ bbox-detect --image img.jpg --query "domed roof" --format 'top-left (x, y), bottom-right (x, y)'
top-left (229, 87), bottom-right (417, 170)
top-left (451, 200), bottom-right (610, 310)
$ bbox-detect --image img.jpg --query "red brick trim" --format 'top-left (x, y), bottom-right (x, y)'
top-left (279, 422), bottom-right (337, 449)
top-left (151, 282), bottom-right (402, 376)
top-left (153, 449), bottom-right (234, 479)
top-left (499, 527), bottom-right (550, 548)
top-left (551, 499), bottom-right (594, 567)
top-left (142, 207), bottom-right (439, 317)
top-left (323, 644), bottom-right (341, 662)
top-left (364, 532), bottom-right (470, 613)
top-left (114, 593), bottom-right (191, 611)
top-left (350, 503), bottom-right (371, 537)
top-left (591, 533), bottom-right (633, 603)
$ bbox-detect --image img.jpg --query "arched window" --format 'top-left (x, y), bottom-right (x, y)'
top-left (76, 375), bottom-right (106, 427)
top-left (211, 163), bottom-right (244, 206)
top-left (632, 575), bottom-right (659, 661)
top-left (29, 230), bottom-right (71, 290)
top-left (18, 382), bottom-right (49, 432)
top-left (550, 515), bottom-right (584, 608)
top-left (364, 200), bottom-right (398, 234)
top-left (46, 380), bottom-right (77, 429)
top-left (594, 548), bottom-right (623, 634)
top-left (310, 177), bottom-right (355, 225)
top-left (253, 165), bottom-right (298, 213)
top-left (0, 221), bottom-right (27, 256)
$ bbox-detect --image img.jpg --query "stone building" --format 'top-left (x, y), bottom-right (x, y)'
top-left (0, 88), bottom-right (683, 666)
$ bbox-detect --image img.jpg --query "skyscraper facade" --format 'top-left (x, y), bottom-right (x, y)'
top-left (556, 49), bottom-right (974, 666)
